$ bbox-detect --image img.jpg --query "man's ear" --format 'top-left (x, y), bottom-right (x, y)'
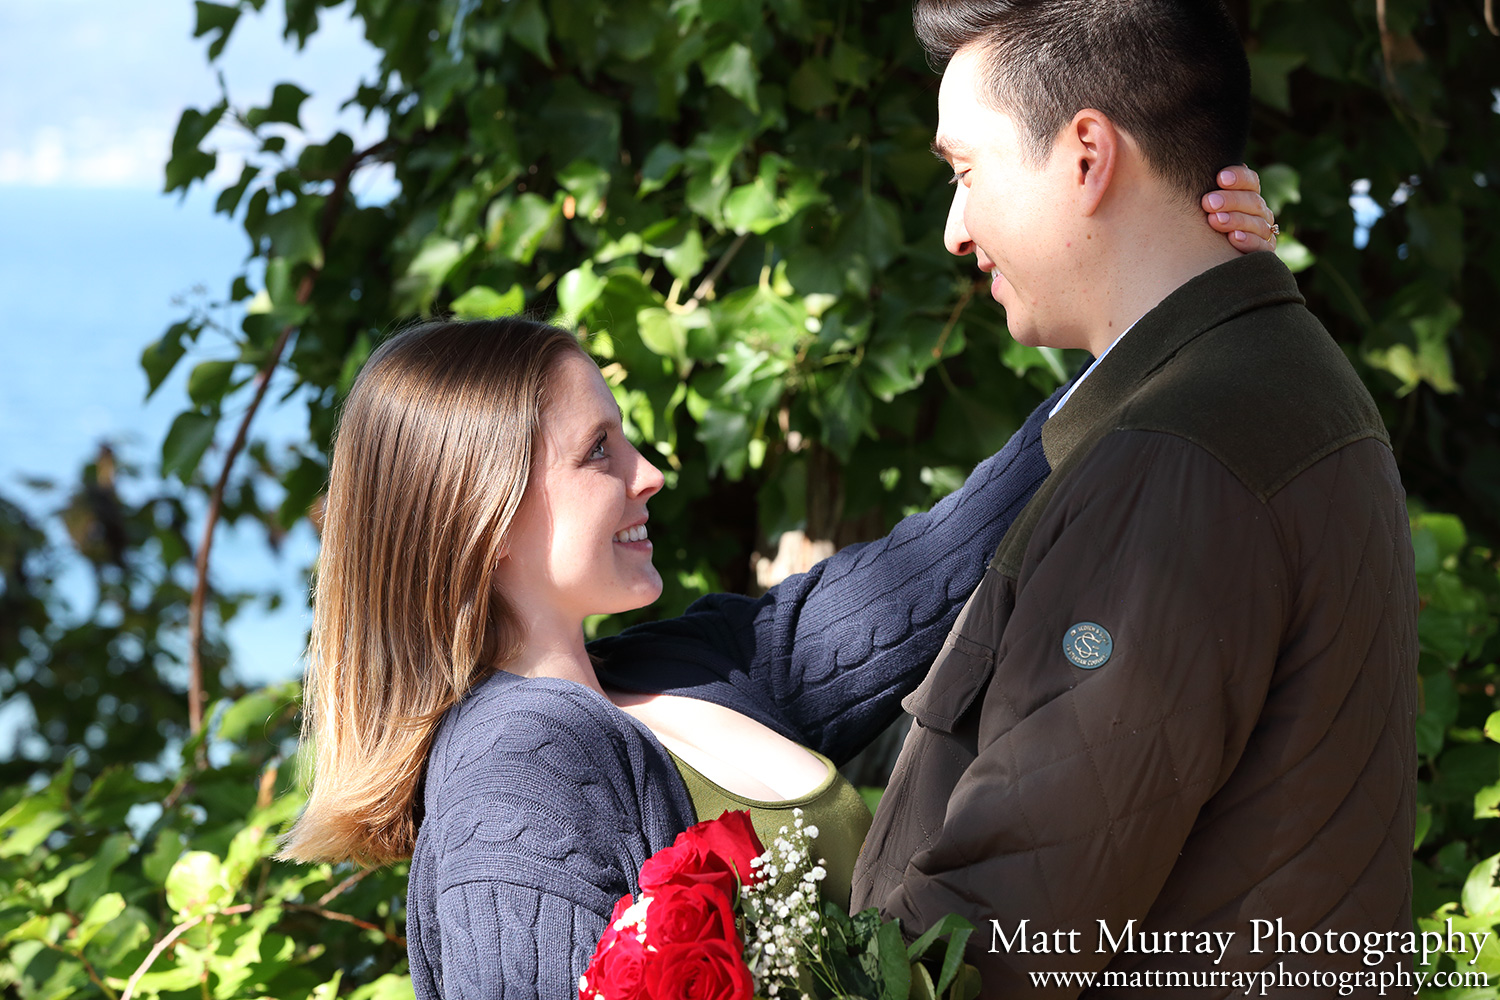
top-left (1068, 110), bottom-right (1120, 218)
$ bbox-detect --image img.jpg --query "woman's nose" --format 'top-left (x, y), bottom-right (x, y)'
top-left (631, 443), bottom-right (665, 500)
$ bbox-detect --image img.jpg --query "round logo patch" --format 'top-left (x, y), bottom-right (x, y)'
top-left (1063, 622), bottom-right (1113, 669)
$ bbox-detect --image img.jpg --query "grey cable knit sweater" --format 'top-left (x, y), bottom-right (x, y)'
top-left (406, 387), bottom-right (1059, 1000)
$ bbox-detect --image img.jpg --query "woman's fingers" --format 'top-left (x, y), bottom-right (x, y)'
top-left (1202, 189), bottom-right (1269, 217)
top-left (1215, 165), bottom-right (1262, 193)
top-left (1229, 229), bottom-right (1277, 253)
top-left (1207, 210), bottom-right (1275, 240)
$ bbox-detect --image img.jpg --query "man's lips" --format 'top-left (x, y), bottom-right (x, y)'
top-left (987, 269), bottom-right (1006, 302)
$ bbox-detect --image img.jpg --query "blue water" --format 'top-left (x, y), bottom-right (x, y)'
top-left (0, 185), bottom-right (316, 687)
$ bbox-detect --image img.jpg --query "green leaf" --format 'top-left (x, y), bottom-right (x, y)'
top-left (699, 405), bottom-right (752, 479)
top-left (1407, 202), bottom-right (1465, 277)
top-left (395, 234), bottom-right (475, 313)
top-left (64, 833), bottom-right (132, 913)
top-left (162, 410), bottom-right (218, 482)
top-left (188, 360), bottom-right (237, 408)
top-left (640, 142), bottom-right (686, 196)
top-left (876, 919), bottom-right (912, 1000)
top-left (1414, 804), bottom-right (1432, 850)
top-left (165, 851), bottom-right (233, 917)
top-left (723, 178), bottom-right (785, 235)
top-left (143, 829), bottom-right (187, 885)
top-left (1248, 51), bottom-right (1305, 114)
top-left (0, 795), bottom-right (67, 858)
top-left (142, 321), bottom-right (196, 398)
top-left (1257, 164), bottom-right (1301, 215)
top-left (193, 1), bottom-right (240, 60)
top-left (558, 159), bottom-right (611, 219)
top-left (166, 101), bottom-right (227, 193)
top-left (506, 0), bottom-right (553, 67)
top-left (217, 685), bottom-right (294, 744)
top-left (837, 195), bottom-right (904, 271)
top-left (1272, 233), bottom-right (1315, 274)
top-left (815, 367), bottom-right (873, 462)
top-left (788, 59), bottom-right (838, 112)
top-left (1416, 670), bottom-right (1459, 758)
top-left (247, 82), bottom-right (311, 128)
top-left (557, 264), bottom-right (607, 319)
top-left (541, 80), bottom-right (621, 169)
top-left (311, 971), bottom-right (345, 1000)
top-left (215, 163), bottom-right (260, 216)
top-left (224, 823), bottom-right (277, 893)
top-left (452, 284), bottom-right (526, 320)
top-left (829, 40), bottom-right (874, 87)
top-left (1485, 711), bottom-right (1500, 745)
top-left (494, 194), bottom-right (560, 265)
top-left (662, 229), bottom-right (706, 282)
top-left (637, 308), bottom-right (689, 365)
top-left (702, 43), bottom-right (759, 112)
top-left (1463, 854), bottom-right (1500, 918)
top-left (911, 961), bottom-right (937, 1000)
top-left (278, 453), bottom-right (328, 528)
top-left (73, 893), bottom-right (127, 950)
top-left (348, 973), bottom-right (418, 1000)
top-left (262, 203), bottom-right (324, 269)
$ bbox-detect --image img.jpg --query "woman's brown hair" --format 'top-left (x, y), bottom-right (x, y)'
top-left (279, 317), bottom-right (586, 866)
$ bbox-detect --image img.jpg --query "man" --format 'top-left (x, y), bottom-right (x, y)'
top-left (848, 0), bottom-right (1418, 994)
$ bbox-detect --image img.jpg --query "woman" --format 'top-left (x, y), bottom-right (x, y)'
top-left (280, 173), bottom-right (1276, 999)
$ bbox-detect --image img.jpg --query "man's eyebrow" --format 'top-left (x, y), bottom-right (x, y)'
top-left (930, 136), bottom-right (972, 162)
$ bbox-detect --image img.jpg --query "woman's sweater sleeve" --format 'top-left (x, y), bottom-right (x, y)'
top-left (590, 389), bottom-right (1059, 764)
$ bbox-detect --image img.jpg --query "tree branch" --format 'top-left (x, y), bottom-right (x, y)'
top-left (285, 903), bottom-right (406, 946)
top-left (119, 904), bottom-right (252, 1000)
top-left (691, 233), bottom-right (751, 303)
top-left (185, 138), bottom-right (392, 737)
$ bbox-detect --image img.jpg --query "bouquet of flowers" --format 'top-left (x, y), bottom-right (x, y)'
top-left (578, 810), bottom-right (980, 1000)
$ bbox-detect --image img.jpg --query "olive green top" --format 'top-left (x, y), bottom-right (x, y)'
top-left (666, 746), bottom-right (873, 909)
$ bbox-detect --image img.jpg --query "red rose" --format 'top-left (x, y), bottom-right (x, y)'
top-left (645, 939), bottom-right (755, 1000)
top-left (638, 838), bottom-right (738, 901)
top-left (644, 883), bottom-right (739, 950)
top-left (684, 811), bottom-right (765, 889)
top-left (610, 894), bottom-right (635, 924)
top-left (579, 925), bottom-right (647, 1000)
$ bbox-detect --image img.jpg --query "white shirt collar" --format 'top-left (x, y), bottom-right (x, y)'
top-left (1048, 319), bottom-right (1140, 418)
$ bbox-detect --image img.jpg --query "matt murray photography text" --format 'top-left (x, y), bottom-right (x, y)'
top-left (989, 918), bottom-right (1490, 968)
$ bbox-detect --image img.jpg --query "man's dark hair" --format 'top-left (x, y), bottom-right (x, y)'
top-left (914, 0), bottom-right (1251, 200)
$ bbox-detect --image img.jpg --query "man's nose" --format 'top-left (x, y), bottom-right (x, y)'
top-left (944, 187), bottom-right (974, 257)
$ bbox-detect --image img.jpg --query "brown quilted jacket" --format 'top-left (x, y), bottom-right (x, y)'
top-left (850, 253), bottom-right (1419, 997)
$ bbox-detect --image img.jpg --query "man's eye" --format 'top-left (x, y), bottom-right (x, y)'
top-left (588, 434), bottom-right (607, 460)
top-left (948, 169), bottom-right (969, 186)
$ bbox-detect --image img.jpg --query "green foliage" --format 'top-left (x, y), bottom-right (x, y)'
top-left (0, 687), bottom-right (410, 1000)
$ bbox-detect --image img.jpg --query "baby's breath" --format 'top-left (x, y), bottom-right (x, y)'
top-left (740, 810), bottom-right (826, 994)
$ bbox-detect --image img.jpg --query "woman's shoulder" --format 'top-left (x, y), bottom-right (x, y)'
top-left (427, 670), bottom-right (652, 790)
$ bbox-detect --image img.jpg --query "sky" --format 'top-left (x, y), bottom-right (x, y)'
top-left (0, 0), bottom-right (386, 693)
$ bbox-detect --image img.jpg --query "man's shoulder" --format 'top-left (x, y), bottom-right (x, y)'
top-left (1118, 300), bottom-right (1388, 501)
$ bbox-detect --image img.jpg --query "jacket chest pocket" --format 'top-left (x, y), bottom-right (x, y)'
top-left (900, 568), bottom-right (1013, 733)
top-left (902, 634), bottom-right (996, 733)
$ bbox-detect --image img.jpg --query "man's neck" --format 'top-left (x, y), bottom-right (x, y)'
top-left (1079, 206), bottom-right (1243, 358)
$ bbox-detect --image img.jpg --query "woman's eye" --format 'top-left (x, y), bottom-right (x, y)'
top-left (588, 435), bottom-right (607, 461)
top-left (948, 169), bottom-right (969, 186)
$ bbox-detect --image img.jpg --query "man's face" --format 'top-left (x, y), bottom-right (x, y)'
top-left (935, 45), bottom-right (1080, 348)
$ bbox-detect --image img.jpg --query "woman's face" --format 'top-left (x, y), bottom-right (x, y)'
top-left (494, 352), bottom-right (665, 629)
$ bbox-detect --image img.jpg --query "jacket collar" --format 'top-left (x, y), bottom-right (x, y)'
top-left (1040, 252), bottom-right (1306, 469)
